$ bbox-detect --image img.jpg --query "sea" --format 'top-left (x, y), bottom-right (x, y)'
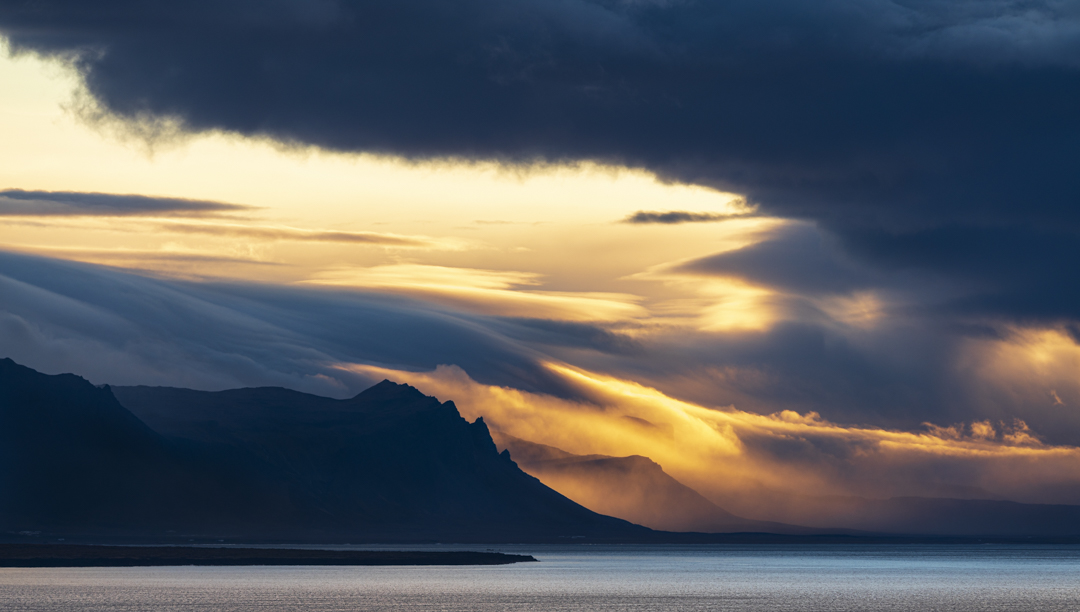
top-left (2, 543), bottom-right (1079, 611)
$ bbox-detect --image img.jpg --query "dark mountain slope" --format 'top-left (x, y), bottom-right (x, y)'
top-left (111, 380), bottom-right (645, 541)
top-left (0, 357), bottom-right (643, 542)
top-left (0, 358), bottom-right (286, 536)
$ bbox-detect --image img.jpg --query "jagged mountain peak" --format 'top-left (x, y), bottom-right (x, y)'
top-left (355, 378), bottom-right (425, 399)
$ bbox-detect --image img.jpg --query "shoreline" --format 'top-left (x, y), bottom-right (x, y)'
top-left (0, 544), bottom-right (536, 567)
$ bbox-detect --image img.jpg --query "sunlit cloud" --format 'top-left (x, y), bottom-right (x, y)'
top-left (630, 223), bottom-right (907, 333)
top-left (307, 264), bottom-right (647, 322)
top-left (633, 265), bottom-right (782, 333)
top-left (960, 326), bottom-right (1080, 414)
top-left (340, 361), bottom-right (1080, 524)
top-left (817, 291), bottom-right (888, 329)
top-left (694, 280), bottom-right (779, 332)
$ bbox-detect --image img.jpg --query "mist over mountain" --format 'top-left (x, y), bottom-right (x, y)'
top-left (495, 431), bottom-right (1080, 538)
top-left (493, 431), bottom-right (805, 534)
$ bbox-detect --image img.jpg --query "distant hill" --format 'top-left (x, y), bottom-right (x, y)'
top-left (721, 490), bottom-right (1080, 538)
top-left (492, 432), bottom-right (816, 534)
top-left (0, 358), bottom-right (645, 542)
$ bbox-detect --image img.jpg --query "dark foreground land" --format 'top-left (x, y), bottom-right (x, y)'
top-left (0, 544), bottom-right (536, 567)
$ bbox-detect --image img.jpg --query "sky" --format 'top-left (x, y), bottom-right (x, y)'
top-left (1, 0), bottom-right (1079, 518)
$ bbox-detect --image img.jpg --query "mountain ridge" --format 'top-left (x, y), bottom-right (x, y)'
top-left (0, 358), bottom-right (645, 542)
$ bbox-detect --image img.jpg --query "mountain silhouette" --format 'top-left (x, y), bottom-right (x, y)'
top-left (0, 358), bottom-right (643, 542)
top-left (0, 358), bottom-right (287, 537)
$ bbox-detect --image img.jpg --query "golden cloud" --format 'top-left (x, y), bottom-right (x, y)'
top-left (309, 264), bottom-right (647, 322)
top-left (339, 359), bottom-right (1080, 526)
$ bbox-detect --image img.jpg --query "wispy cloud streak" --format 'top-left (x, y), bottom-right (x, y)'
top-left (153, 220), bottom-right (455, 248)
top-left (0, 189), bottom-right (253, 217)
top-left (623, 211), bottom-right (751, 224)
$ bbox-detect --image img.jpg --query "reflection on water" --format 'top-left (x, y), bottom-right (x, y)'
top-left (1, 544), bottom-right (1079, 611)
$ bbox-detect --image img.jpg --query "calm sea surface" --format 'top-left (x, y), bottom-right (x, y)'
top-left (2, 544), bottom-right (1079, 611)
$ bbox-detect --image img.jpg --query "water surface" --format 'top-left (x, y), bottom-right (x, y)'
top-left (2, 544), bottom-right (1078, 611)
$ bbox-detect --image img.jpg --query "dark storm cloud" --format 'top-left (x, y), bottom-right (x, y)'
top-left (0, 189), bottom-right (252, 216)
top-left (1, 0), bottom-right (1077, 229)
top-left (2, 0), bottom-right (1076, 325)
top-left (841, 225), bottom-right (1080, 321)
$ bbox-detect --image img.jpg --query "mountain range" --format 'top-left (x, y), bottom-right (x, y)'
top-left (0, 358), bottom-right (642, 542)
top-left (3, 357), bottom-right (1080, 542)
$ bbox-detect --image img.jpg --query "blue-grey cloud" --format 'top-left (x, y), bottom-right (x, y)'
top-left (0, 189), bottom-right (253, 216)
top-left (672, 220), bottom-right (1080, 325)
top-left (0, 250), bottom-right (577, 398)
top-left (490, 317), bottom-right (642, 355)
top-left (674, 223), bottom-right (878, 296)
top-left (841, 225), bottom-right (1080, 321)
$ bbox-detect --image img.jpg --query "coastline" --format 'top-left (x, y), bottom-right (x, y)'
top-left (0, 544), bottom-right (537, 567)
